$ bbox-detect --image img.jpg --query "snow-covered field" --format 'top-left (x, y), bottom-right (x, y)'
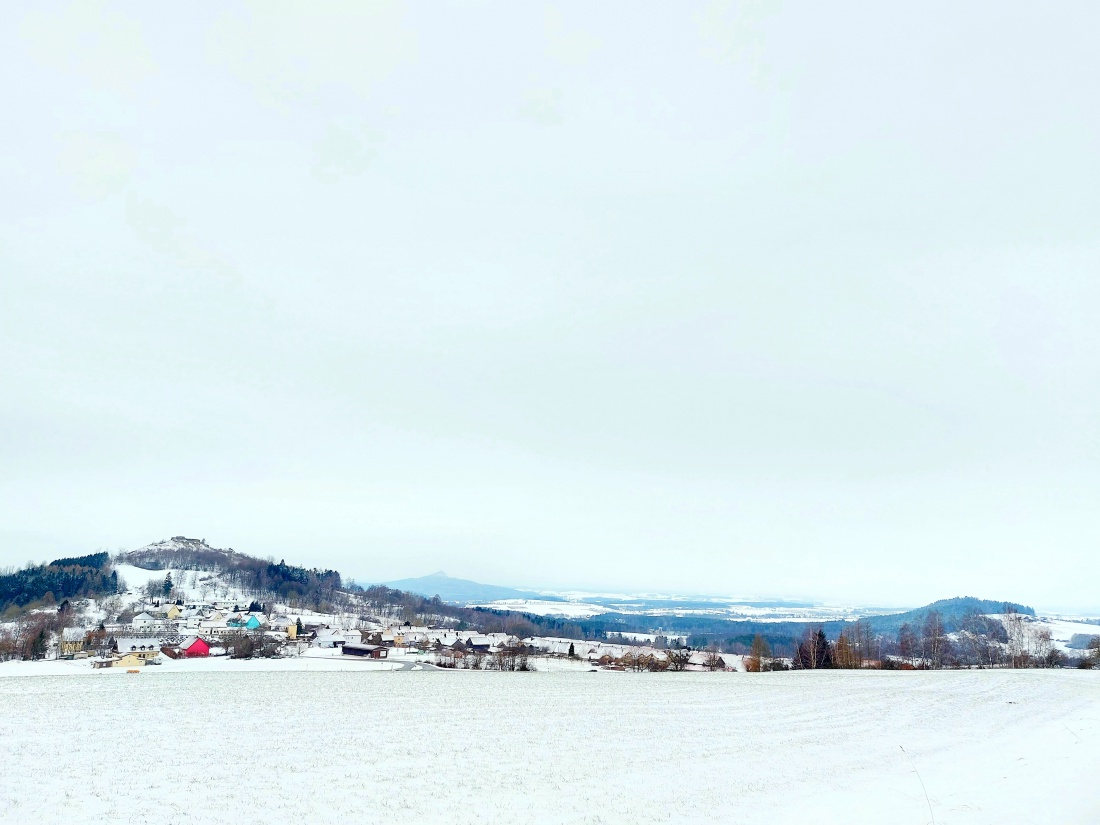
top-left (1, 669), bottom-right (1096, 824)
top-left (1022, 615), bottom-right (1100, 654)
top-left (476, 594), bottom-right (899, 622)
top-left (470, 598), bottom-right (612, 618)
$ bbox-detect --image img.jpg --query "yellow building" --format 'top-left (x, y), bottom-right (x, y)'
top-left (60, 628), bottom-right (86, 656)
top-left (114, 652), bottom-right (150, 668)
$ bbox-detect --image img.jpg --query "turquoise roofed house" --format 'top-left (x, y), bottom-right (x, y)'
top-left (244, 615), bottom-right (261, 630)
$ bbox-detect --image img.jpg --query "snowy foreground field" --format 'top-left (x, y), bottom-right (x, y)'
top-left (2, 669), bottom-right (1097, 824)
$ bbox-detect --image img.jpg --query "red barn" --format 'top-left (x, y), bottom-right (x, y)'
top-left (181, 636), bottom-right (210, 658)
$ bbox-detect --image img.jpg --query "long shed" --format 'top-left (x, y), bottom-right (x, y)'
top-left (341, 643), bottom-right (388, 659)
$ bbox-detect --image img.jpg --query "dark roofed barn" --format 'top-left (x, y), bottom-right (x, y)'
top-left (341, 643), bottom-right (388, 659)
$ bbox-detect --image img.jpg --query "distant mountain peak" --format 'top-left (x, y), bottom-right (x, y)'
top-left (381, 571), bottom-right (551, 605)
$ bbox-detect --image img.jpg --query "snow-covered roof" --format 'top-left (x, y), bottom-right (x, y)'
top-left (115, 638), bottom-right (161, 653)
top-left (132, 612), bottom-right (156, 623)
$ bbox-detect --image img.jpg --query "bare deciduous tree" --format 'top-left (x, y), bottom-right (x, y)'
top-left (665, 648), bottom-right (691, 672)
top-left (921, 611), bottom-right (949, 670)
top-left (702, 648), bottom-right (726, 671)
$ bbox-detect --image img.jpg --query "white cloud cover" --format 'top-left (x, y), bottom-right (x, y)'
top-left (1, 3), bottom-right (1099, 610)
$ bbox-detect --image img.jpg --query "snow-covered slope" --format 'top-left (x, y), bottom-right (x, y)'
top-left (113, 564), bottom-right (169, 591)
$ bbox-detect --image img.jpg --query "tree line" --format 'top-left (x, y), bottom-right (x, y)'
top-left (772, 608), bottom-right (1069, 670)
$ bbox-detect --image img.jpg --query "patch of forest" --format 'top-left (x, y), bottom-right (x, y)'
top-left (0, 552), bottom-right (118, 615)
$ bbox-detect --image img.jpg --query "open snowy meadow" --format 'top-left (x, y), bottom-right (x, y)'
top-left (2, 669), bottom-right (1097, 824)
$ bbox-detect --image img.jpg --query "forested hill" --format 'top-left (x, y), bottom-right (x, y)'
top-left (862, 596), bottom-right (1034, 636)
top-left (0, 552), bottom-right (118, 614)
top-left (118, 537), bottom-right (343, 609)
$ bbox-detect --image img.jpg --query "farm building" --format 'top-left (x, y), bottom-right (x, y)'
top-left (341, 643), bottom-right (388, 659)
top-left (180, 637), bottom-right (211, 657)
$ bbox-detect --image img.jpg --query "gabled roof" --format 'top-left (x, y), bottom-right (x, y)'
top-left (132, 612), bottom-right (156, 622)
top-left (115, 637), bottom-right (161, 652)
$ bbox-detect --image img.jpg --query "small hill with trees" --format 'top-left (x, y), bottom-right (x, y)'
top-left (863, 596), bottom-right (1034, 636)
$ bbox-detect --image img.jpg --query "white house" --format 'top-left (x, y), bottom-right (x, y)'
top-left (131, 612), bottom-right (162, 631)
top-left (313, 628), bottom-right (346, 648)
top-left (198, 619), bottom-right (229, 637)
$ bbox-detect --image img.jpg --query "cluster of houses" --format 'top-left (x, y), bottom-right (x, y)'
top-left (345, 627), bottom-right (730, 671)
top-left (53, 598), bottom-right (730, 671)
top-left (58, 600), bottom-right (297, 668)
top-left (123, 603), bottom-right (292, 639)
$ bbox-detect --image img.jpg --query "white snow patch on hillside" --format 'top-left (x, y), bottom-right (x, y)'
top-left (112, 564), bottom-right (254, 605)
top-left (112, 564), bottom-right (167, 590)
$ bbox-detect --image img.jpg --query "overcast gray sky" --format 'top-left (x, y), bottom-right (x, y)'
top-left (2, 2), bottom-right (1099, 610)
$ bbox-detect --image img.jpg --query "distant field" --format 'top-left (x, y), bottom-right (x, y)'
top-left (2, 670), bottom-right (1097, 823)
